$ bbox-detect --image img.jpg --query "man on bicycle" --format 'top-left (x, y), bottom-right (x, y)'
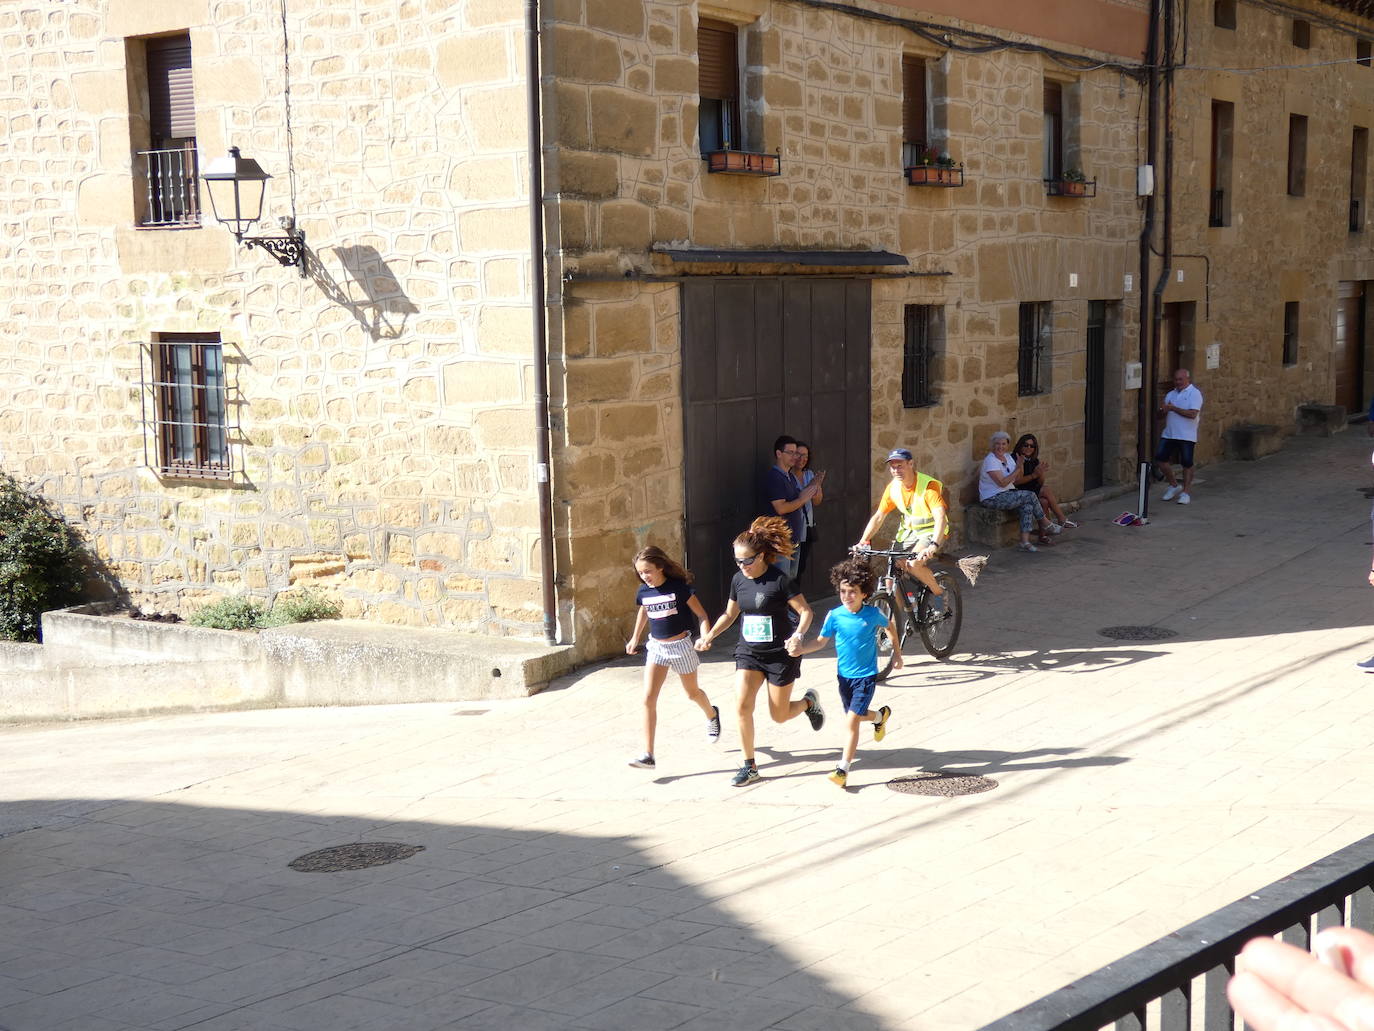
top-left (855, 448), bottom-right (949, 605)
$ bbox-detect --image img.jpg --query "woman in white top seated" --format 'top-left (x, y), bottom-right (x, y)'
top-left (977, 430), bottom-right (1058, 553)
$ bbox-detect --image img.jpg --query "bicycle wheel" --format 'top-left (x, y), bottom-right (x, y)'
top-left (870, 592), bottom-right (910, 681)
top-left (918, 571), bottom-right (962, 660)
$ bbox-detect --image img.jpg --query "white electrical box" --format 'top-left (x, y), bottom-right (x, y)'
top-left (1124, 274), bottom-right (1133, 292)
top-left (1125, 362), bottom-right (1143, 389)
top-left (1069, 273), bottom-right (1078, 288)
top-left (1137, 165), bottom-right (1155, 196)
top-left (1206, 343), bottom-right (1220, 370)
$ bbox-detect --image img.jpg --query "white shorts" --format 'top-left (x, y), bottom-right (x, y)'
top-left (646, 635), bottom-right (699, 675)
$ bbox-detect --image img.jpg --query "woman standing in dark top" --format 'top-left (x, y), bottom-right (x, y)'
top-left (698, 516), bottom-right (825, 787)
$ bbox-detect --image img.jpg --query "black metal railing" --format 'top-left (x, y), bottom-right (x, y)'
top-left (1208, 188), bottom-right (1225, 227)
top-left (138, 146), bottom-right (200, 227)
top-left (1044, 178), bottom-right (1097, 198)
top-left (1352, 198), bottom-right (1363, 232)
top-left (978, 831), bottom-right (1374, 1031)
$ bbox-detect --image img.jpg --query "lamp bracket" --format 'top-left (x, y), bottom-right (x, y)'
top-left (240, 231), bottom-right (307, 275)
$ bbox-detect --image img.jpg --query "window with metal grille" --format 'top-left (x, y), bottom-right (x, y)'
top-left (901, 55), bottom-right (928, 169)
top-left (902, 305), bottom-right (939, 408)
top-left (142, 333), bottom-right (234, 479)
top-left (698, 19), bottom-right (741, 153)
top-left (1018, 302), bottom-right (1050, 396)
top-left (1288, 114), bottom-right (1308, 197)
top-left (138, 33), bottom-right (199, 227)
top-left (1282, 302), bottom-right (1300, 366)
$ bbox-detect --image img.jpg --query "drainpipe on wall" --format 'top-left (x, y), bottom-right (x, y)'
top-left (1145, 0), bottom-right (1177, 521)
top-left (1137, 0), bottom-right (1163, 520)
top-left (525, 0), bottom-right (558, 646)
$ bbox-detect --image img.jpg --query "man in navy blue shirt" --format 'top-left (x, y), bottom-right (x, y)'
top-left (762, 435), bottom-right (824, 580)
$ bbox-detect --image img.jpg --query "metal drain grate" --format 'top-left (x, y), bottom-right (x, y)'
top-left (288, 842), bottom-right (425, 873)
top-left (887, 772), bottom-right (998, 796)
top-left (1098, 625), bottom-right (1178, 640)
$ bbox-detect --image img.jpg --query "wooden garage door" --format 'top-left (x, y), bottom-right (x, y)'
top-left (1336, 281), bottom-right (1365, 414)
top-left (682, 278), bottom-right (872, 610)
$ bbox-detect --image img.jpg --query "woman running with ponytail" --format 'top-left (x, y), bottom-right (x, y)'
top-left (698, 516), bottom-right (824, 786)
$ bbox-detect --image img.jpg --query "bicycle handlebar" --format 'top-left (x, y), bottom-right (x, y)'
top-left (849, 545), bottom-right (914, 559)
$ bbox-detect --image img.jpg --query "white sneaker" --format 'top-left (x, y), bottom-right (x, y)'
top-left (1177, 492), bottom-right (1191, 505)
top-left (1161, 485), bottom-right (1180, 502)
top-left (1047, 522), bottom-right (1063, 535)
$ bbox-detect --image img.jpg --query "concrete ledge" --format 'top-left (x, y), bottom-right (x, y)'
top-left (965, 504), bottom-right (1021, 549)
top-left (3, 610), bottom-right (576, 724)
top-left (1298, 403), bottom-right (1347, 437)
top-left (260, 621), bottom-right (573, 705)
top-left (1223, 423), bottom-right (1283, 461)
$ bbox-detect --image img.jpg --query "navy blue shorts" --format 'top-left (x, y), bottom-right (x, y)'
top-left (1154, 438), bottom-right (1196, 468)
top-left (837, 675), bottom-right (877, 716)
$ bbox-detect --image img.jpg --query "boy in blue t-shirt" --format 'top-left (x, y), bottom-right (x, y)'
top-left (788, 557), bottom-right (901, 787)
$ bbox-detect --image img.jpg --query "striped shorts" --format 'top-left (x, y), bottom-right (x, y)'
top-left (646, 635), bottom-right (700, 675)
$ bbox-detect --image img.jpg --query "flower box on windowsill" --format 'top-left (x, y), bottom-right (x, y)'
top-left (1045, 178), bottom-right (1097, 198)
top-left (905, 165), bottom-right (965, 187)
top-left (704, 150), bottom-right (781, 176)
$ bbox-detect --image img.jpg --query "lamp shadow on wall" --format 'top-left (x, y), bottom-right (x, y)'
top-left (303, 244), bottom-right (420, 341)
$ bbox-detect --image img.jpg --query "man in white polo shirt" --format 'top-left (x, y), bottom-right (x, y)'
top-left (1155, 368), bottom-right (1204, 505)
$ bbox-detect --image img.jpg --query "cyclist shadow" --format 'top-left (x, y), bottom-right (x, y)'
top-left (885, 646), bottom-right (1166, 680)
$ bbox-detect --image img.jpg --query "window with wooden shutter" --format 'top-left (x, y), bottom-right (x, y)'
top-left (1043, 81), bottom-right (1063, 181)
top-left (147, 34), bottom-right (195, 146)
top-left (902, 56), bottom-right (928, 168)
top-left (698, 19), bottom-right (741, 152)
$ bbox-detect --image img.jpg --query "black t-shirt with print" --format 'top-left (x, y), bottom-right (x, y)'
top-left (729, 564), bottom-right (800, 656)
top-left (635, 577), bottom-right (696, 639)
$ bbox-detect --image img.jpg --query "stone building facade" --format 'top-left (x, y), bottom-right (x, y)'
top-left (32, 0), bottom-right (1365, 663)
top-left (1163, 0), bottom-right (1374, 450)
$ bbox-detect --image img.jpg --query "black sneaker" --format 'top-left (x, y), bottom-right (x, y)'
top-left (802, 689), bottom-right (825, 731)
top-left (731, 762), bottom-right (760, 787)
top-left (706, 705), bottom-right (721, 743)
top-left (628, 754), bottom-right (655, 769)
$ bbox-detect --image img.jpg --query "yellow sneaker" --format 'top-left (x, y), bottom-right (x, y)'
top-left (828, 767), bottom-right (847, 788)
top-left (873, 706), bottom-right (891, 742)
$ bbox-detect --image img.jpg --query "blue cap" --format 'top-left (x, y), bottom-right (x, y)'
top-left (885, 448), bottom-right (913, 462)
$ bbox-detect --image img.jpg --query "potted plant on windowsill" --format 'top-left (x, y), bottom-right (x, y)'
top-left (906, 146), bottom-right (962, 186)
top-left (1056, 167), bottom-right (1089, 196)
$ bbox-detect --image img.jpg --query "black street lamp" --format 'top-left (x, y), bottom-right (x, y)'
top-left (200, 147), bottom-right (306, 274)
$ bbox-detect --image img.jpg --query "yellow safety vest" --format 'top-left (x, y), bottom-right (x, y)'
top-left (892, 473), bottom-right (949, 542)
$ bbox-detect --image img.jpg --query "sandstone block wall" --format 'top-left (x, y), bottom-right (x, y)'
top-left (1167, 0), bottom-right (1374, 455)
top-left (0, 0), bottom-right (545, 635)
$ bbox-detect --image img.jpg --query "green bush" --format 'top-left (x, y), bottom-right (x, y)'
top-left (263, 589), bottom-right (342, 627)
top-left (0, 473), bottom-right (88, 642)
top-left (189, 595), bottom-right (270, 630)
top-left (190, 588), bottom-right (341, 631)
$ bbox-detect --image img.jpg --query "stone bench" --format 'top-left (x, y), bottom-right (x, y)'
top-left (964, 503), bottom-right (1022, 548)
top-left (1297, 403), bottom-right (1347, 437)
top-left (1222, 423), bottom-right (1283, 461)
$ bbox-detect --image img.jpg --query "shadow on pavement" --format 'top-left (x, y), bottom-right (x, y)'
top-left (0, 801), bottom-right (891, 1031)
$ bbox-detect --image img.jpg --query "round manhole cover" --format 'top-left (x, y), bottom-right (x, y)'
top-left (1098, 625), bottom-right (1178, 640)
top-left (288, 842), bottom-right (425, 873)
top-left (887, 772), bottom-right (998, 796)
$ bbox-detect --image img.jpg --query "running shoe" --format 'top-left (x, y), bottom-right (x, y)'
top-left (1177, 493), bottom-right (1191, 505)
top-left (628, 754), bottom-right (655, 769)
top-left (1161, 485), bottom-right (1181, 502)
top-left (1358, 656), bottom-right (1374, 672)
top-left (873, 705), bottom-right (891, 742)
top-left (731, 762), bottom-right (760, 787)
top-left (802, 688), bottom-right (825, 731)
top-left (706, 705), bottom-right (721, 743)
top-left (828, 768), bottom-right (848, 788)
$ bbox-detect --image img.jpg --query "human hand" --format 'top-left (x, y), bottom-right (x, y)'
top-left (1368, 568), bottom-right (1374, 587)
top-left (814, 470), bottom-right (827, 484)
top-left (695, 636), bottom-right (712, 652)
top-left (625, 640), bottom-right (638, 655)
top-left (1040, 459), bottom-right (1052, 474)
top-left (892, 651), bottom-right (904, 670)
top-left (785, 633), bottom-right (803, 656)
top-left (1228, 927), bottom-right (1374, 1031)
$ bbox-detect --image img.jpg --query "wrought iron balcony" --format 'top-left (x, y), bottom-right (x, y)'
top-left (978, 830), bottom-right (1374, 1031)
top-left (1045, 177), bottom-right (1097, 198)
top-left (138, 146), bottom-right (201, 228)
top-left (905, 164), bottom-right (965, 187)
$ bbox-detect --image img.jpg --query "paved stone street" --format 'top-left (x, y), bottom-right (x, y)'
top-left (2, 431), bottom-right (1374, 1030)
